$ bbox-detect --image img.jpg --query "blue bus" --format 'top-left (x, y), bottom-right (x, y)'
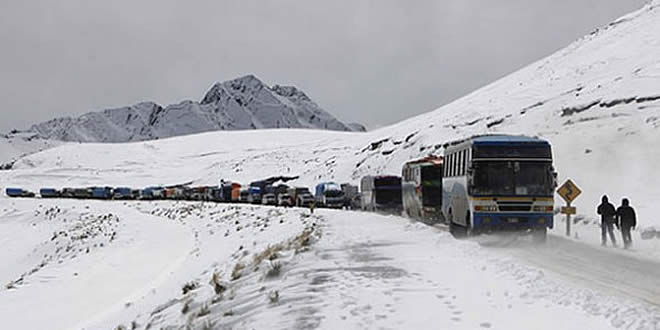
top-left (442, 135), bottom-right (557, 241)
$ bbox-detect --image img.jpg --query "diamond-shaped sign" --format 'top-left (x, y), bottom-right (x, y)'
top-left (557, 179), bottom-right (582, 203)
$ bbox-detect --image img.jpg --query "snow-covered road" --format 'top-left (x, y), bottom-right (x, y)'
top-left (1, 200), bottom-right (658, 329)
top-left (495, 235), bottom-right (660, 307)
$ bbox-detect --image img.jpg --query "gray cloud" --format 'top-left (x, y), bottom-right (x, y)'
top-left (0, 0), bottom-right (649, 132)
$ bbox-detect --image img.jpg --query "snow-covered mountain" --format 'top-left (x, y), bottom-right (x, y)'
top-left (5, 1), bottom-right (660, 225)
top-left (26, 75), bottom-right (358, 143)
top-left (0, 132), bottom-right (63, 170)
top-left (3, 3), bottom-right (660, 330)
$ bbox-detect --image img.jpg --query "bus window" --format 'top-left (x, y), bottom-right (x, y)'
top-left (450, 156), bottom-right (453, 177)
top-left (459, 151), bottom-right (463, 176)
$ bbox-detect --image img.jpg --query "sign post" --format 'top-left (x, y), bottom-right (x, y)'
top-left (557, 179), bottom-right (582, 237)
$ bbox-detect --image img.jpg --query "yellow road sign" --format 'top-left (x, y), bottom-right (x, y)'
top-left (557, 179), bottom-right (582, 203)
top-left (560, 206), bottom-right (576, 215)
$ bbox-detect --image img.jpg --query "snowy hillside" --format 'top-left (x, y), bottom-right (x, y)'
top-left (2, 2), bottom-right (660, 329)
top-left (26, 75), bottom-right (358, 143)
top-left (0, 132), bottom-right (64, 169)
top-left (5, 1), bottom-right (660, 226)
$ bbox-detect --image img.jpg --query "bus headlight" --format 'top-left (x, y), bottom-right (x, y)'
top-left (533, 206), bottom-right (554, 212)
top-left (475, 205), bottom-right (498, 212)
top-left (538, 218), bottom-right (546, 224)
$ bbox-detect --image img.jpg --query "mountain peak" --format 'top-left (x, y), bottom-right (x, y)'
top-left (201, 74), bottom-right (268, 105)
top-left (271, 85), bottom-right (311, 102)
top-left (28, 75), bottom-right (364, 142)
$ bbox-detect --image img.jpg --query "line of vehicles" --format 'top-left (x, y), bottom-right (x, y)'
top-left (4, 179), bottom-right (361, 209)
top-left (4, 135), bottom-right (558, 241)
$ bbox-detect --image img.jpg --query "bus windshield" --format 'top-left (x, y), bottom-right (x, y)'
top-left (472, 161), bottom-right (553, 197)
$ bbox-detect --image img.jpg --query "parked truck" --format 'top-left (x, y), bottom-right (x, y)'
top-left (6, 188), bottom-right (35, 198)
top-left (248, 186), bottom-right (262, 204)
top-left (91, 187), bottom-right (113, 199)
top-left (288, 187), bottom-right (314, 207)
top-left (315, 182), bottom-right (344, 208)
top-left (113, 187), bottom-right (133, 200)
top-left (340, 183), bottom-right (360, 209)
top-left (40, 188), bottom-right (60, 198)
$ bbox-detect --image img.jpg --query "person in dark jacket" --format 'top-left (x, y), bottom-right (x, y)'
top-left (597, 195), bottom-right (617, 246)
top-left (616, 198), bottom-right (637, 249)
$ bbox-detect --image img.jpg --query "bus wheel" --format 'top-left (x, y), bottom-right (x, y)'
top-left (451, 223), bottom-right (468, 239)
top-left (448, 210), bottom-right (465, 238)
top-left (447, 210), bottom-right (454, 234)
top-left (532, 227), bottom-right (547, 244)
top-left (465, 211), bottom-right (472, 237)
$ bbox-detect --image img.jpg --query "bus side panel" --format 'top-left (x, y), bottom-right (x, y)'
top-left (442, 177), bottom-right (469, 226)
top-left (402, 181), bottom-right (420, 218)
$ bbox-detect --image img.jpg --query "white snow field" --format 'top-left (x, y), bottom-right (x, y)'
top-left (0, 132), bottom-right (64, 167)
top-left (1, 200), bottom-right (658, 330)
top-left (2, 1), bottom-right (660, 329)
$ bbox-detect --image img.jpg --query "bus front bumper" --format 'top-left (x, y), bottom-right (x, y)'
top-left (473, 212), bottom-right (553, 231)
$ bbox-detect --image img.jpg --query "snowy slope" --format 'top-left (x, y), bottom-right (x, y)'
top-left (2, 3), bottom-right (660, 329)
top-left (26, 75), bottom-right (358, 143)
top-left (1, 200), bottom-right (657, 330)
top-left (0, 132), bottom-right (64, 169)
top-left (5, 1), bottom-right (660, 227)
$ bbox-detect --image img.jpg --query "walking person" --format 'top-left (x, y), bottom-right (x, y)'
top-left (597, 195), bottom-right (617, 247)
top-left (616, 198), bottom-right (637, 249)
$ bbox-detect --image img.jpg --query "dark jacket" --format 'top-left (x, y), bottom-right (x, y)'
top-left (616, 205), bottom-right (637, 228)
top-left (597, 201), bottom-right (617, 224)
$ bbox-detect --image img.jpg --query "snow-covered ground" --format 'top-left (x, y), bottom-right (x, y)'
top-left (2, 1), bottom-right (660, 329)
top-left (1, 199), bottom-right (658, 330)
top-left (0, 132), bottom-right (64, 167)
top-left (4, 1), bottom-right (660, 229)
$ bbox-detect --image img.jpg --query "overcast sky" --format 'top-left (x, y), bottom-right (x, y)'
top-left (0, 0), bottom-right (649, 132)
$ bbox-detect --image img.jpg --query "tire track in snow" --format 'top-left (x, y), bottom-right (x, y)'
top-left (489, 235), bottom-right (660, 307)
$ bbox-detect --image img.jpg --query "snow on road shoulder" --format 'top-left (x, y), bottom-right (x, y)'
top-left (1, 199), bottom-right (658, 329)
top-left (120, 207), bottom-right (659, 330)
top-left (89, 201), bottom-right (321, 330)
top-left (0, 199), bottom-right (320, 330)
top-left (0, 199), bottom-right (192, 330)
top-left (551, 215), bottom-right (660, 262)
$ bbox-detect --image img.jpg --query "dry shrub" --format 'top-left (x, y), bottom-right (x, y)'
top-left (182, 281), bottom-right (199, 295)
top-left (268, 290), bottom-right (280, 304)
top-left (231, 262), bottom-right (245, 281)
top-left (210, 272), bottom-right (227, 295)
top-left (265, 261), bottom-right (282, 278)
top-left (197, 303), bottom-right (210, 317)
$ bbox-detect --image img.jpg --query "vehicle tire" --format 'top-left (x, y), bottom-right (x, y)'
top-left (532, 227), bottom-right (547, 244)
top-left (448, 210), bottom-right (457, 236)
top-left (449, 210), bottom-right (469, 239)
top-left (465, 211), bottom-right (473, 237)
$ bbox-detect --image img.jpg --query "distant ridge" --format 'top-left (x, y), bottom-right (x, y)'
top-left (27, 75), bottom-right (360, 143)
